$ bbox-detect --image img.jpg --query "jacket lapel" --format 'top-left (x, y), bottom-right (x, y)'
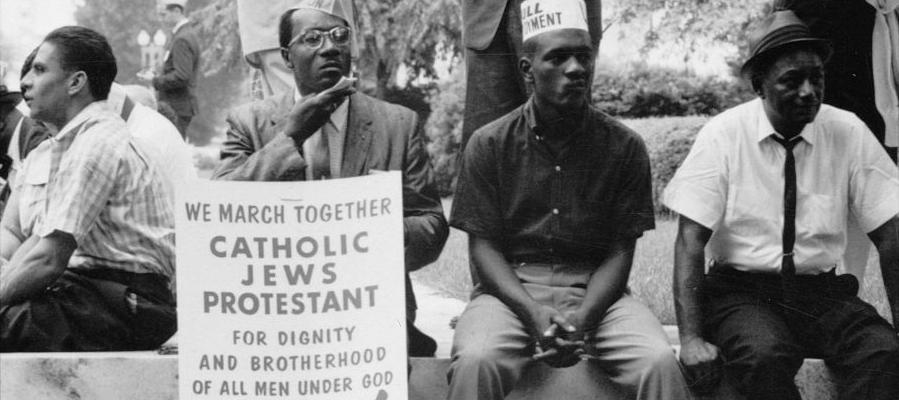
top-left (270, 93), bottom-right (295, 142)
top-left (341, 93), bottom-right (373, 177)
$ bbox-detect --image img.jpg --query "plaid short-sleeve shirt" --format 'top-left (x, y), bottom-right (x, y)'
top-left (14, 102), bottom-right (175, 278)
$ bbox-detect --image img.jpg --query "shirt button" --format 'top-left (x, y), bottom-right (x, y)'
top-left (552, 208), bottom-right (559, 215)
top-left (554, 165), bottom-right (561, 172)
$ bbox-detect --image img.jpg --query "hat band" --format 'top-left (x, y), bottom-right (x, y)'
top-left (751, 24), bottom-right (815, 58)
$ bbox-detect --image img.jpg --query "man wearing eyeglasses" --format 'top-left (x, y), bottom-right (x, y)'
top-left (212, 0), bottom-right (448, 357)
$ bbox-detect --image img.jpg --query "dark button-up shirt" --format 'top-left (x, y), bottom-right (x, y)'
top-left (451, 99), bottom-right (655, 264)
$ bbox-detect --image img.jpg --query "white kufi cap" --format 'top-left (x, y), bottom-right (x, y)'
top-left (520, 0), bottom-right (589, 42)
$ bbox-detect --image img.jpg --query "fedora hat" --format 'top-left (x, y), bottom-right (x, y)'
top-left (741, 10), bottom-right (832, 77)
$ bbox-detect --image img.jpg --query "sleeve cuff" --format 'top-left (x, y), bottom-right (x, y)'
top-left (450, 219), bottom-right (500, 240)
top-left (663, 185), bottom-right (722, 230)
top-left (858, 196), bottom-right (899, 233)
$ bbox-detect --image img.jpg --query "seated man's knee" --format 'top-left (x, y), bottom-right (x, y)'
top-left (452, 346), bottom-right (507, 372)
top-left (729, 338), bottom-right (802, 386)
top-left (635, 342), bottom-right (681, 373)
top-left (854, 327), bottom-right (899, 368)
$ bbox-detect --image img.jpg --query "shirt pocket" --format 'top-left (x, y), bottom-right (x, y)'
top-left (17, 147), bottom-right (52, 236)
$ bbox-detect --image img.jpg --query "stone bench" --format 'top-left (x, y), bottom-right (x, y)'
top-left (1, 352), bottom-right (835, 400)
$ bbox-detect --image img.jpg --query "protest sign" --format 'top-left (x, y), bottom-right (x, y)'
top-left (176, 173), bottom-right (407, 399)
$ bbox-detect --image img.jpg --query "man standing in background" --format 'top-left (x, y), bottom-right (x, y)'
top-left (140, 0), bottom-right (200, 140)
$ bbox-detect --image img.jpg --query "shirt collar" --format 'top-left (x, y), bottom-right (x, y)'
top-left (52, 101), bottom-right (108, 141)
top-left (293, 88), bottom-right (349, 131)
top-left (172, 19), bottom-right (190, 35)
top-left (754, 98), bottom-right (816, 145)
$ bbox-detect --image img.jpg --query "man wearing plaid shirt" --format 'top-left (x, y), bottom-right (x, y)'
top-left (0, 26), bottom-right (176, 352)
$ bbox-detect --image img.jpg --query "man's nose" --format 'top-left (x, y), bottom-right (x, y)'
top-left (319, 35), bottom-right (343, 54)
top-left (797, 79), bottom-right (816, 98)
top-left (563, 56), bottom-right (587, 77)
top-left (20, 72), bottom-right (32, 92)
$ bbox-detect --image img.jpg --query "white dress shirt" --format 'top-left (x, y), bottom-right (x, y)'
top-left (664, 98), bottom-right (899, 274)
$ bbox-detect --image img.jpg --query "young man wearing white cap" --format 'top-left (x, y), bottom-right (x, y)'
top-left (460, 0), bottom-right (602, 152)
top-left (212, 0), bottom-right (448, 357)
top-left (447, 1), bottom-right (691, 398)
top-left (139, 0), bottom-right (200, 139)
top-left (665, 10), bottom-right (899, 399)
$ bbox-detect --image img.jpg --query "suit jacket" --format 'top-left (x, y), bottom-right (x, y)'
top-left (153, 21), bottom-right (200, 117)
top-left (213, 92), bottom-right (449, 312)
top-left (463, 0), bottom-right (604, 50)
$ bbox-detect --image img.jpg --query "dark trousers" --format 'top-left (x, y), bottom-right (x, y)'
top-left (175, 114), bottom-right (192, 141)
top-left (460, 0), bottom-right (528, 152)
top-left (701, 265), bottom-right (899, 400)
top-left (1, 268), bottom-right (176, 352)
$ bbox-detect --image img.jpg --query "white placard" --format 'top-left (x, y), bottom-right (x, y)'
top-left (176, 173), bottom-right (407, 400)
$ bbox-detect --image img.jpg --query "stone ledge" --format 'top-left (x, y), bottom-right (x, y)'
top-left (1, 352), bottom-right (834, 400)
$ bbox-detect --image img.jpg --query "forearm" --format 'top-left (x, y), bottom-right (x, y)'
top-left (576, 239), bottom-right (634, 327)
top-left (869, 216), bottom-right (899, 329)
top-left (0, 189), bottom-right (25, 260)
top-left (674, 216), bottom-right (713, 341)
top-left (0, 232), bottom-right (75, 305)
top-left (0, 222), bottom-right (24, 261)
top-left (403, 212), bottom-right (449, 271)
top-left (470, 235), bottom-right (542, 330)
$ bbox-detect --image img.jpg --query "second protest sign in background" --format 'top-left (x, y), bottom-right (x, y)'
top-left (176, 173), bottom-right (407, 400)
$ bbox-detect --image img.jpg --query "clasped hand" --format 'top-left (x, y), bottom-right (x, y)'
top-left (531, 306), bottom-right (590, 368)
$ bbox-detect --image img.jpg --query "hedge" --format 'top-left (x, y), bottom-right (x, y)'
top-left (592, 65), bottom-right (754, 118)
top-left (424, 65), bottom-right (741, 200)
top-left (621, 116), bottom-right (707, 215)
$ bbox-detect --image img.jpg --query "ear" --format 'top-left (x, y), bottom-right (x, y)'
top-left (67, 70), bottom-right (88, 96)
top-left (519, 57), bottom-right (534, 84)
top-left (281, 47), bottom-right (293, 69)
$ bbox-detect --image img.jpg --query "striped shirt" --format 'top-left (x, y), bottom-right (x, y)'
top-left (13, 102), bottom-right (175, 278)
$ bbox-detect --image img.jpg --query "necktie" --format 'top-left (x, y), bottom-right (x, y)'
top-left (308, 125), bottom-right (331, 180)
top-left (322, 120), bottom-right (342, 178)
top-left (773, 135), bottom-right (802, 302)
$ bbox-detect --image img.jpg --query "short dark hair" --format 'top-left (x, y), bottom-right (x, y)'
top-left (42, 26), bottom-right (117, 100)
top-left (20, 46), bottom-right (39, 80)
top-left (165, 4), bottom-right (184, 13)
top-left (279, 9), bottom-right (299, 49)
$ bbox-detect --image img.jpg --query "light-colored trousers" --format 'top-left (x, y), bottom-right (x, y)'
top-left (446, 263), bottom-right (692, 400)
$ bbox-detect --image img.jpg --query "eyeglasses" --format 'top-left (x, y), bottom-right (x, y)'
top-left (287, 26), bottom-right (352, 50)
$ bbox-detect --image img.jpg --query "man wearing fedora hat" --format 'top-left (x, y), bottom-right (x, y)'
top-left (664, 10), bottom-right (899, 399)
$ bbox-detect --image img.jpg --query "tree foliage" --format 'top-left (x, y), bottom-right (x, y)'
top-left (74, 0), bottom-right (163, 84)
top-left (74, 0), bottom-right (247, 144)
top-left (608, 0), bottom-right (772, 74)
top-left (356, 0), bottom-right (461, 97)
